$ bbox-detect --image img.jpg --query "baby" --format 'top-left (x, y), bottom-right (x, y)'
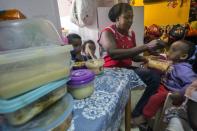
top-left (132, 40), bottom-right (197, 125)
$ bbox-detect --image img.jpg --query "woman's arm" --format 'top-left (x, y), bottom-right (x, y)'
top-left (132, 55), bottom-right (148, 62)
top-left (100, 31), bottom-right (164, 60)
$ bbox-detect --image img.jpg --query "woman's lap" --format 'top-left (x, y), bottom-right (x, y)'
top-left (130, 67), bottom-right (161, 117)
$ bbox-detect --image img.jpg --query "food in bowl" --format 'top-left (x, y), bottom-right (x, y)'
top-left (72, 62), bottom-right (86, 70)
top-left (85, 59), bottom-right (104, 75)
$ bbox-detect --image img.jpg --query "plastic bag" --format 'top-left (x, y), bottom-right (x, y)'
top-left (144, 24), bottom-right (163, 44)
top-left (187, 21), bottom-right (197, 36)
top-left (70, 0), bottom-right (96, 27)
top-left (169, 24), bottom-right (186, 40)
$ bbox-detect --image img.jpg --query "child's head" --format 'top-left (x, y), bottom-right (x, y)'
top-left (67, 33), bottom-right (82, 54)
top-left (82, 40), bottom-right (96, 56)
top-left (168, 40), bottom-right (196, 63)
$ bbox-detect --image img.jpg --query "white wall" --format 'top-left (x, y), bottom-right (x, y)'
top-left (0, 0), bottom-right (61, 33)
top-left (58, 0), bottom-right (100, 56)
top-left (58, 1), bottom-right (144, 57)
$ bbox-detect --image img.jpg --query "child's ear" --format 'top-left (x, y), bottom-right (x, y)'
top-left (180, 53), bottom-right (188, 60)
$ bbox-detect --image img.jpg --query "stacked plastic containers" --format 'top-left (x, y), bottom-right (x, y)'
top-left (0, 19), bottom-right (73, 131)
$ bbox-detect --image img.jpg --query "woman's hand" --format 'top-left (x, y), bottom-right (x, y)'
top-left (146, 39), bottom-right (166, 51)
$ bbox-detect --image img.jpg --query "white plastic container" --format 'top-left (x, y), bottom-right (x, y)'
top-left (0, 19), bottom-right (62, 51)
top-left (0, 45), bottom-right (72, 99)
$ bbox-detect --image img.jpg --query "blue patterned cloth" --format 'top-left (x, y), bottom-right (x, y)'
top-left (68, 68), bottom-right (145, 131)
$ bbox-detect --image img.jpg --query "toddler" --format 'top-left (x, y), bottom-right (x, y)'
top-left (132, 40), bottom-right (197, 125)
top-left (67, 33), bottom-right (87, 62)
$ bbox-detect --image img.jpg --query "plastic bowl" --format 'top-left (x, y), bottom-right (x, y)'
top-left (85, 59), bottom-right (104, 75)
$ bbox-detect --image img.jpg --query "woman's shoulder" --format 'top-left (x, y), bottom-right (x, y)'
top-left (102, 24), bottom-right (116, 34)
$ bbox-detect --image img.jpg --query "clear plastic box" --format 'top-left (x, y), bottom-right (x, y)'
top-left (0, 45), bottom-right (72, 99)
top-left (0, 19), bottom-right (62, 51)
top-left (5, 85), bottom-right (67, 126)
top-left (0, 94), bottom-right (73, 131)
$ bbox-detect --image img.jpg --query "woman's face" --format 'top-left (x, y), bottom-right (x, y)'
top-left (117, 10), bottom-right (133, 31)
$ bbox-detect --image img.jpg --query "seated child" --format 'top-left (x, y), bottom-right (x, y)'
top-left (67, 33), bottom-right (87, 62)
top-left (82, 40), bottom-right (97, 59)
top-left (132, 40), bottom-right (197, 125)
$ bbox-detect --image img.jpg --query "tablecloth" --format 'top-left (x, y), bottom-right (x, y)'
top-left (68, 68), bottom-right (146, 131)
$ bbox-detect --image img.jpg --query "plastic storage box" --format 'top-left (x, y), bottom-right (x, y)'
top-left (0, 94), bottom-right (73, 131)
top-left (0, 19), bottom-right (62, 51)
top-left (0, 45), bottom-right (72, 99)
top-left (67, 69), bottom-right (95, 99)
top-left (0, 79), bottom-right (69, 126)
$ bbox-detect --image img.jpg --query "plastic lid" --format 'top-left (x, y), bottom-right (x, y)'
top-left (0, 19), bottom-right (63, 51)
top-left (67, 69), bottom-right (95, 86)
top-left (0, 78), bottom-right (69, 113)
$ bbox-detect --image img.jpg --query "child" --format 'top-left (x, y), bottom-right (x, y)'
top-left (132, 40), bottom-right (197, 125)
top-left (67, 33), bottom-right (87, 62)
top-left (82, 40), bottom-right (97, 59)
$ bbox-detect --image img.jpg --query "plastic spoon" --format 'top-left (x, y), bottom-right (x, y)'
top-left (86, 44), bottom-right (96, 61)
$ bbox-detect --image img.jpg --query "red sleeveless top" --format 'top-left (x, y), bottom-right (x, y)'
top-left (98, 25), bottom-right (136, 68)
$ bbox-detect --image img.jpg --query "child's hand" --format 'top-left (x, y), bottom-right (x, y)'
top-left (170, 92), bottom-right (185, 105)
top-left (185, 80), bottom-right (197, 97)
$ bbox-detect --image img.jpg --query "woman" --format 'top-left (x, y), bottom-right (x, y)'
top-left (98, 3), bottom-right (165, 118)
